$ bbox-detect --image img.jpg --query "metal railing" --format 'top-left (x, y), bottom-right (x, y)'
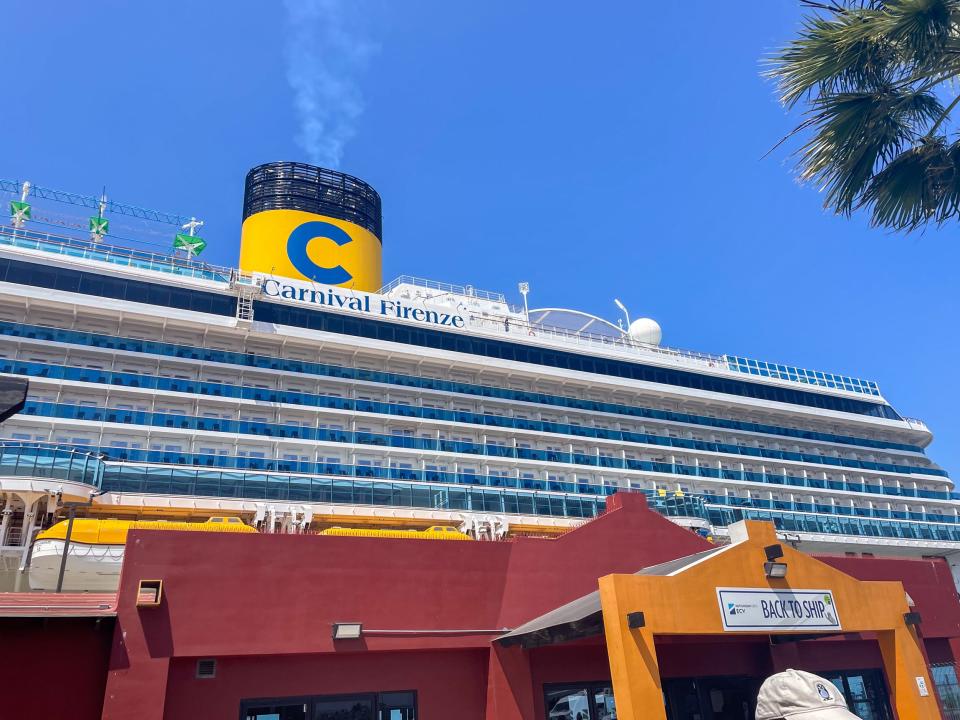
top-left (0, 225), bottom-right (233, 283)
top-left (468, 313), bottom-right (729, 372)
top-left (380, 275), bottom-right (508, 303)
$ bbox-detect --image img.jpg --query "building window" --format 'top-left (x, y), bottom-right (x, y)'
top-left (930, 663), bottom-right (960, 719)
top-left (544, 683), bottom-right (615, 720)
top-left (240, 691), bottom-right (416, 720)
top-left (819, 669), bottom-right (892, 720)
top-left (242, 698), bottom-right (308, 720)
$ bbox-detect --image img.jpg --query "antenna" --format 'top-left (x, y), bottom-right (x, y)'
top-left (89, 188), bottom-right (109, 243)
top-left (10, 181), bottom-right (31, 229)
top-left (614, 298), bottom-right (630, 333)
top-left (181, 217), bottom-right (204, 237)
top-left (518, 282), bottom-right (530, 322)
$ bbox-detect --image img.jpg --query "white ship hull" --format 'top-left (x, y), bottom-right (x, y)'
top-left (29, 539), bottom-right (123, 592)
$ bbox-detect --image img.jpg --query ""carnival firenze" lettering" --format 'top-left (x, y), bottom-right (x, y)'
top-left (262, 279), bottom-right (466, 329)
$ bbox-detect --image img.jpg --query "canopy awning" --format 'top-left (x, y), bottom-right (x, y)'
top-left (498, 591), bottom-right (603, 648)
top-left (497, 546), bottom-right (726, 648)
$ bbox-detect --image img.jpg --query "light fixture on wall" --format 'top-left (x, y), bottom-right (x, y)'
top-left (764, 543), bottom-right (788, 579)
top-left (332, 622), bottom-right (363, 640)
top-left (764, 562), bottom-right (789, 579)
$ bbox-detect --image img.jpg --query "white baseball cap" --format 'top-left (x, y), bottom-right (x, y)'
top-left (756, 669), bottom-right (862, 720)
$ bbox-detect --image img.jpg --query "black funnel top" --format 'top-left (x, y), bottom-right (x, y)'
top-left (242, 162), bottom-right (382, 241)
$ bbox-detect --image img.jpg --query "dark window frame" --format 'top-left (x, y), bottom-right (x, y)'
top-left (820, 667), bottom-right (893, 720)
top-left (239, 693), bottom-right (312, 720)
top-left (543, 680), bottom-right (614, 720)
top-left (239, 689), bottom-right (417, 720)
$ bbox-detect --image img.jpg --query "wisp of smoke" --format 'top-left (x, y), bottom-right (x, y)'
top-left (284, 0), bottom-right (377, 169)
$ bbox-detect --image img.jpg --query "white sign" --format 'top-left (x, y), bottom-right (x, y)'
top-left (260, 277), bottom-right (467, 330)
top-left (717, 588), bottom-right (842, 632)
top-left (916, 677), bottom-right (929, 697)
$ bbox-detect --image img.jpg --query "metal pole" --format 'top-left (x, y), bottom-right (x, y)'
top-left (54, 506), bottom-right (76, 593)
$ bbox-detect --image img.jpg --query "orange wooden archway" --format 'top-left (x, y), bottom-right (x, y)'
top-left (599, 520), bottom-right (939, 720)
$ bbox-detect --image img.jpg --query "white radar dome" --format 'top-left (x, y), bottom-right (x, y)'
top-left (628, 318), bottom-right (662, 346)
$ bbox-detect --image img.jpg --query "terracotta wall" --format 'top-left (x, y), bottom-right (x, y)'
top-left (101, 493), bottom-right (710, 719)
top-left (0, 617), bottom-right (114, 720)
top-left (163, 649), bottom-right (488, 720)
top-left (818, 554), bottom-right (960, 639)
top-left (3, 492), bottom-right (952, 720)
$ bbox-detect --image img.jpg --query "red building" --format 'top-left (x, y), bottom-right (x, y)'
top-left (3, 492), bottom-right (960, 720)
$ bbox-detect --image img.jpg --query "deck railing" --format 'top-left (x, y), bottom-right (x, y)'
top-left (0, 225), bottom-right (232, 283)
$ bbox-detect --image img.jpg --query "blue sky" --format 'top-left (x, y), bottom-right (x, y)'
top-left (5, 1), bottom-right (959, 474)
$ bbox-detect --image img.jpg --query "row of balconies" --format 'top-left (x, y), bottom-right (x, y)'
top-left (0, 321), bottom-right (926, 457)
top-left (11, 366), bottom-right (944, 486)
top-left (2, 408), bottom-right (955, 509)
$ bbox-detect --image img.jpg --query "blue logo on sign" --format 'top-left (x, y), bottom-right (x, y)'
top-left (286, 221), bottom-right (353, 285)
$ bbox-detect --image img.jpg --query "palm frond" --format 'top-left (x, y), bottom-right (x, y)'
top-left (767, 0), bottom-right (960, 231)
top-left (875, 0), bottom-right (955, 71)
top-left (796, 89), bottom-right (943, 213)
top-left (768, 9), bottom-right (895, 107)
top-left (933, 140), bottom-right (960, 220)
top-left (859, 139), bottom-right (949, 228)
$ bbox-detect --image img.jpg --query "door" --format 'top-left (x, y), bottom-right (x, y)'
top-left (663, 676), bottom-right (757, 720)
top-left (696, 677), bottom-right (755, 720)
top-left (664, 679), bottom-right (703, 720)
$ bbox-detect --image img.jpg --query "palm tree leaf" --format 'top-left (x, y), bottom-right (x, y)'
top-left (933, 140), bottom-right (960, 222)
top-left (796, 89), bottom-right (944, 213)
top-left (768, 0), bottom-right (960, 230)
top-left (768, 9), bottom-right (897, 107)
top-left (875, 0), bottom-right (956, 72)
top-left (860, 139), bottom-right (951, 229)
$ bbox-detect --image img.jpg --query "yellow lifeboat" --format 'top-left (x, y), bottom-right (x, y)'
top-left (319, 525), bottom-right (472, 541)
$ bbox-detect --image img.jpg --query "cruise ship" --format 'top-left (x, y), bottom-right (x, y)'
top-left (0, 162), bottom-right (956, 592)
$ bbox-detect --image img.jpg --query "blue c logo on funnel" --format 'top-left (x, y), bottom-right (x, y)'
top-left (286, 221), bottom-right (353, 285)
